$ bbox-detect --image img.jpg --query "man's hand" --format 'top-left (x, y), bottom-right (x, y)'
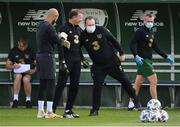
top-left (167, 55), bottom-right (174, 65)
top-left (13, 64), bottom-right (21, 69)
top-left (82, 59), bottom-right (89, 68)
top-left (59, 61), bottom-right (69, 75)
top-left (24, 69), bottom-right (35, 75)
top-left (135, 55), bottom-right (144, 65)
top-left (58, 32), bottom-right (71, 49)
top-left (63, 40), bottom-right (71, 49)
top-left (119, 54), bottom-right (126, 62)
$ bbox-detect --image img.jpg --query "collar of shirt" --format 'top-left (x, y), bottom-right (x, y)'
top-left (67, 22), bottom-right (79, 28)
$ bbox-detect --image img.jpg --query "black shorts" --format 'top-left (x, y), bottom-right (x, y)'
top-left (36, 53), bottom-right (56, 79)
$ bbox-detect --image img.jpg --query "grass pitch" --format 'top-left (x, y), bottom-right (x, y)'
top-left (0, 108), bottom-right (180, 126)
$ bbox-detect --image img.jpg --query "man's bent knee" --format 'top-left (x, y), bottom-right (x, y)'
top-left (14, 74), bottom-right (22, 80)
top-left (23, 75), bottom-right (31, 84)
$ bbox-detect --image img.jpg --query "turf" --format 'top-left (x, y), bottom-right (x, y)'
top-left (0, 108), bottom-right (180, 126)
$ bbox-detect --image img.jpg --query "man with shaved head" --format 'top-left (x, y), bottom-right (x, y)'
top-left (36, 8), bottom-right (68, 118)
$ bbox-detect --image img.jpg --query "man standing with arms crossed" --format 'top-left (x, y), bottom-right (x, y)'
top-left (36, 8), bottom-right (67, 118)
top-left (128, 14), bottom-right (174, 110)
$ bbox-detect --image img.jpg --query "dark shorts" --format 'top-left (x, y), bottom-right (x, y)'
top-left (12, 73), bottom-right (32, 85)
top-left (137, 59), bottom-right (155, 78)
top-left (36, 53), bottom-right (56, 79)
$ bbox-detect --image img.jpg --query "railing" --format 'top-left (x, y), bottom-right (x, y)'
top-left (1, 53), bottom-right (180, 107)
top-left (1, 53), bottom-right (180, 77)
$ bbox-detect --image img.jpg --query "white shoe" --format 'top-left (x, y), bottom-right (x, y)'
top-left (45, 112), bottom-right (63, 119)
top-left (128, 101), bottom-right (135, 110)
top-left (37, 110), bottom-right (46, 118)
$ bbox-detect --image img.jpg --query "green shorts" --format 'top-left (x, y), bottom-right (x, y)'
top-left (137, 59), bottom-right (155, 78)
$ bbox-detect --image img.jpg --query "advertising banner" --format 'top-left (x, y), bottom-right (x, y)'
top-left (118, 4), bottom-right (171, 54)
top-left (9, 3), bottom-right (62, 50)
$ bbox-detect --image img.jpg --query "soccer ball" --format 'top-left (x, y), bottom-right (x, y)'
top-left (140, 110), bottom-right (149, 122)
top-left (159, 110), bottom-right (169, 122)
top-left (140, 110), bottom-right (161, 122)
top-left (148, 110), bottom-right (161, 122)
top-left (147, 99), bottom-right (161, 110)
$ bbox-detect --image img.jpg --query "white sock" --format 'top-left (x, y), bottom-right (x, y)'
top-left (26, 96), bottom-right (31, 102)
top-left (38, 100), bottom-right (44, 111)
top-left (13, 94), bottom-right (18, 101)
top-left (128, 101), bottom-right (135, 108)
top-left (47, 101), bottom-right (53, 113)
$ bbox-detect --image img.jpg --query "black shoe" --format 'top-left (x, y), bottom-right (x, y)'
top-left (128, 107), bottom-right (135, 110)
top-left (89, 109), bottom-right (98, 116)
top-left (63, 110), bottom-right (80, 118)
top-left (161, 106), bottom-right (168, 110)
top-left (26, 101), bottom-right (32, 108)
top-left (12, 100), bottom-right (18, 108)
top-left (52, 104), bottom-right (56, 113)
top-left (128, 106), bottom-right (142, 111)
top-left (132, 97), bottom-right (141, 110)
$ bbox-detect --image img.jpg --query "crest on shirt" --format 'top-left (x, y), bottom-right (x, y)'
top-left (19, 59), bottom-right (25, 64)
top-left (97, 34), bottom-right (102, 39)
top-left (69, 31), bottom-right (72, 34)
top-left (92, 41), bottom-right (100, 51)
top-left (25, 54), bottom-right (30, 59)
top-left (85, 39), bottom-right (89, 42)
top-left (15, 55), bottom-right (19, 58)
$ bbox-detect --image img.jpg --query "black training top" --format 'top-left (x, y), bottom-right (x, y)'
top-left (8, 46), bottom-right (35, 69)
top-left (36, 20), bottom-right (64, 60)
top-left (80, 26), bottom-right (124, 66)
top-left (130, 26), bottom-right (167, 59)
top-left (58, 22), bottom-right (83, 60)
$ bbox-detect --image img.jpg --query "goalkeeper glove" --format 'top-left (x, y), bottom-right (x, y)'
top-left (62, 40), bottom-right (71, 49)
top-left (82, 59), bottom-right (89, 68)
top-left (58, 32), bottom-right (71, 49)
top-left (59, 61), bottom-right (69, 75)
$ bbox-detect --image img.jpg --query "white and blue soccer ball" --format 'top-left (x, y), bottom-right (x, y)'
top-left (159, 110), bottom-right (169, 122)
top-left (147, 99), bottom-right (161, 110)
top-left (140, 110), bottom-right (149, 122)
top-left (148, 110), bottom-right (161, 122)
top-left (140, 99), bottom-right (169, 122)
top-left (140, 110), bottom-right (161, 122)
